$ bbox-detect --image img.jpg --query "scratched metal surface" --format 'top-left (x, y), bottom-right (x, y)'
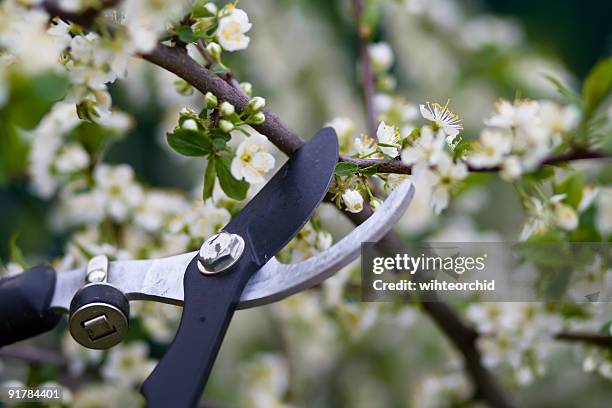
top-left (50, 180), bottom-right (414, 312)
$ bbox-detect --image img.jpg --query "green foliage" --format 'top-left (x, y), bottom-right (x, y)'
top-left (215, 156), bottom-right (248, 200)
top-left (582, 58), bottom-right (612, 119)
top-left (335, 162), bottom-right (359, 176)
top-left (0, 70), bottom-right (69, 184)
top-left (360, 0), bottom-right (383, 38)
top-left (543, 74), bottom-right (582, 106)
top-left (167, 128), bottom-right (213, 156)
top-left (175, 25), bottom-right (196, 43)
top-left (553, 172), bottom-right (585, 209)
top-left (4, 71), bottom-right (69, 130)
top-left (203, 157), bottom-right (216, 200)
top-left (8, 233), bottom-right (27, 269)
top-left (0, 120), bottom-right (29, 186)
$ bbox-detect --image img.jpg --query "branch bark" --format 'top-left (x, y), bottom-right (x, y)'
top-left (352, 0), bottom-right (377, 138)
top-left (556, 331), bottom-right (612, 348)
top-left (41, 0), bottom-right (121, 27)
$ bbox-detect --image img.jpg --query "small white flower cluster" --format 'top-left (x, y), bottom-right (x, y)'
top-left (596, 187), bottom-right (612, 237)
top-left (100, 341), bottom-right (156, 387)
top-left (123, 0), bottom-right (188, 53)
top-left (29, 102), bottom-right (86, 198)
top-left (413, 371), bottom-right (472, 408)
top-left (231, 133), bottom-right (276, 184)
top-left (0, 4), bottom-right (65, 73)
top-left (167, 199), bottom-right (231, 244)
top-left (467, 99), bottom-right (580, 180)
top-left (519, 189), bottom-right (597, 240)
top-left (327, 99), bottom-right (465, 214)
top-left (187, 2), bottom-right (253, 62)
top-left (240, 353), bottom-right (291, 408)
top-left (467, 303), bottom-right (563, 385)
top-left (278, 220), bottom-right (332, 263)
top-left (401, 104), bottom-right (467, 214)
top-left (583, 348), bottom-right (612, 381)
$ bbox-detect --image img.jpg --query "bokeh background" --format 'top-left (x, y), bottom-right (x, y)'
top-left (1, 0), bottom-right (612, 407)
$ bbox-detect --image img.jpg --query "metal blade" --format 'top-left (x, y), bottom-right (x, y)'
top-left (50, 179), bottom-right (414, 312)
top-left (224, 127), bottom-right (339, 266)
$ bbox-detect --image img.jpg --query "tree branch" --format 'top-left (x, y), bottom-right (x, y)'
top-left (41, 0), bottom-right (121, 27)
top-left (352, 0), bottom-right (377, 138)
top-left (142, 44), bottom-right (305, 155)
top-left (556, 331), bottom-right (612, 348)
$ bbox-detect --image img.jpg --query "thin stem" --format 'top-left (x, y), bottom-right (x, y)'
top-left (352, 0), bottom-right (378, 138)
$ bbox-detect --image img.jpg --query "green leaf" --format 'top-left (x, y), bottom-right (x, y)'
top-left (9, 233), bottom-right (27, 269)
top-left (554, 172), bottom-right (585, 209)
top-left (0, 120), bottom-right (29, 186)
top-left (582, 58), bottom-right (612, 118)
top-left (6, 71), bottom-right (69, 129)
top-left (203, 156), bottom-right (216, 200)
top-left (359, 164), bottom-right (379, 176)
top-left (334, 162), bottom-right (359, 177)
top-left (360, 0), bottom-right (383, 38)
top-left (543, 74), bottom-right (581, 106)
top-left (167, 128), bottom-right (212, 157)
top-left (175, 25), bottom-right (196, 43)
top-left (216, 156), bottom-right (248, 200)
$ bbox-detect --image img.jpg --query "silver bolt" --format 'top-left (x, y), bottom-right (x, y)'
top-left (197, 232), bottom-right (245, 275)
top-left (85, 255), bottom-right (109, 284)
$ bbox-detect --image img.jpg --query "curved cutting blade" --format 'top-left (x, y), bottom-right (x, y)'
top-left (50, 179), bottom-right (414, 311)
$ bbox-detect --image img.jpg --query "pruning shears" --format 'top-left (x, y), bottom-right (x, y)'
top-left (0, 128), bottom-right (415, 407)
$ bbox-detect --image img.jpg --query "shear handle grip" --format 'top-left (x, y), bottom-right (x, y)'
top-left (0, 265), bottom-right (61, 347)
top-left (141, 255), bottom-right (257, 408)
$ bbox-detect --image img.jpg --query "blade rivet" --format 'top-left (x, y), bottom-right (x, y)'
top-left (197, 232), bottom-right (245, 275)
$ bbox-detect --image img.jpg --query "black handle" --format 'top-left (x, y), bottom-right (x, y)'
top-left (0, 265), bottom-right (61, 347)
top-left (141, 254), bottom-right (258, 408)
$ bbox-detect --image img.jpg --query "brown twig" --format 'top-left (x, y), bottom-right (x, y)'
top-left (556, 331), bottom-right (612, 348)
top-left (0, 345), bottom-right (68, 367)
top-left (352, 0), bottom-right (378, 138)
top-left (41, 0), bottom-right (121, 27)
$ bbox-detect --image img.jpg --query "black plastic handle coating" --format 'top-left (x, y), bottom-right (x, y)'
top-left (141, 253), bottom-right (259, 408)
top-left (0, 265), bottom-right (61, 347)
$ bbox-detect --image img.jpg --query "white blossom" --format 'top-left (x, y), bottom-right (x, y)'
top-left (101, 342), bottom-right (155, 386)
top-left (596, 188), bottom-right (612, 236)
top-left (55, 144), bottom-right (90, 174)
top-left (216, 8), bottom-right (252, 52)
top-left (342, 189), bottom-right (364, 213)
top-left (325, 117), bottom-right (354, 150)
top-left (93, 164), bottom-right (144, 222)
top-left (376, 121), bottom-right (400, 157)
top-left (466, 129), bottom-right (512, 168)
top-left (554, 203), bottom-right (578, 231)
top-left (420, 102), bottom-right (463, 144)
top-left (231, 134), bottom-right (276, 184)
top-left (368, 42), bottom-right (394, 73)
top-left (401, 126), bottom-right (445, 167)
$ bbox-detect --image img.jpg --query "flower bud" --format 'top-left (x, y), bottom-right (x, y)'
top-left (240, 82), bottom-right (253, 97)
top-left (247, 96), bottom-right (266, 113)
top-left (220, 101), bottom-right (235, 117)
top-left (205, 92), bottom-right (218, 108)
top-left (219, 120), bottom-right (234, 133)
top-left (203, 2), bottom-right (218, 15)
top-left (249, 112), bottom-right (265, 125)
top-left (206, 42), bottom-right (222, 61)
top-left (182, 119), bottom-right (198, 131)
top-left (370, 198), bottom-right (382, 210)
